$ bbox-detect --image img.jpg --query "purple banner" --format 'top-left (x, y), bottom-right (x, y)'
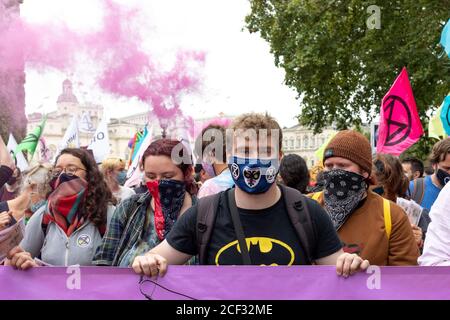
top-left (1, 266), bottom-right (450, 300)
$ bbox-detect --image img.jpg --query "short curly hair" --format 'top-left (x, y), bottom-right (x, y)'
top-left (231, 112), bottom-right (283, 150)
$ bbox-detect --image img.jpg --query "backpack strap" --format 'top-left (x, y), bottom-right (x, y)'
top-left (196, 192), bottom-right (221, 265)
top-left (411, 178), bottom-right (425, 205)
top-left (226, 189), bottom-right (252, 265)
top-left (279, 185), bottom-right (316, 264)
top-left (383, 198), bottom-right (392, 241)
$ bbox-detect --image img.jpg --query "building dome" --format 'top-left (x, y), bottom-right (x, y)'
top-left (57, 79), bottom-right (78, 104)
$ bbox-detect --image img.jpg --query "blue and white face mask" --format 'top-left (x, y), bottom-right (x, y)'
top-left (228, 156), bottom-right (279, 194)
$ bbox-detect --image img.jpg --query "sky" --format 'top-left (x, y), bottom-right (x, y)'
top-left (22, 0), bottom-right (300, 128)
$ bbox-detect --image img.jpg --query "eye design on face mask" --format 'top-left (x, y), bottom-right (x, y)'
top-left (243, 168), bottom-right (261, 187)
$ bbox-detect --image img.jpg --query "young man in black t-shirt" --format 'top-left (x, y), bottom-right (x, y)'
top-left (132, 113), bottom-right (369, 277)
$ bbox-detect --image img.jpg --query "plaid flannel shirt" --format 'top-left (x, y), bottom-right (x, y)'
top-left (93, 191), bottom-right (198, 266)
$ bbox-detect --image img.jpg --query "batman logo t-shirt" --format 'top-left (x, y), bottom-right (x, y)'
top-left (166, 189), bottom-right (342, 265)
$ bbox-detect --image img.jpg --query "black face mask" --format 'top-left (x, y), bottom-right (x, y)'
top-left (436, 169), bottom-right (450, 187)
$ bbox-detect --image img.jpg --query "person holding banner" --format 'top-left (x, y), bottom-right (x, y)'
top-left (101, 158), bottom-right (135, 203)
top-left (93, 139), bottom-right (198, 267)
top-left (310, 130), bottom-right (419, 265)
top-left (409, 138), bottom-right (450, 211)
top-left (6, 148), bottom-right (116, 268)
top-left (132, 113), bottom-right (369, 278)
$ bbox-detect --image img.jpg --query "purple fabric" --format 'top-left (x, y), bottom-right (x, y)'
top-left (1, 266), bottom-right (450, 300)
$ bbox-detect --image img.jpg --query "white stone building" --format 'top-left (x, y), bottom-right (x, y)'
top-left (282, 125), bottom-right (336, 167)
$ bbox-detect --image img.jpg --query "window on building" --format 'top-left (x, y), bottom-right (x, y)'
top-left (290, 139), bottom-right (294, 149)
top-left (296, 138), bottom-right (301, 149)
top-left (311, 159), bottom-right (315, 167)
top-left (310, 137), bottom-right (315, 149)
top-left (304, 137), bottom-right (309, 148)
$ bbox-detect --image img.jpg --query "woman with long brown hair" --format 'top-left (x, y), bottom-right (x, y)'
top-left (372, 153), bottom-right (430, 250)
top-left (93, 138), bottom-right (197, 266)
top-left (7, 148), bottom-right (116, 268)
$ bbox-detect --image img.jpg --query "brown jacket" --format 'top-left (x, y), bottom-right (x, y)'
top-left (309, 191), bottom-right (419, 266)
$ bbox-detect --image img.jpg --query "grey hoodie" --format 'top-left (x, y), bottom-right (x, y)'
top-left (20, 205), bottom-right (115, 266)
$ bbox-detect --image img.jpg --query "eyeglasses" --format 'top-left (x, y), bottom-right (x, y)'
top-left (51, 165), bottom-right (86, 178)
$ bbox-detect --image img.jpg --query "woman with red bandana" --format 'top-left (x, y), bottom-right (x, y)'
top-left (7, 148), bottom-right (116, 268)
top-left (93, 139), bottom-right (198, 266)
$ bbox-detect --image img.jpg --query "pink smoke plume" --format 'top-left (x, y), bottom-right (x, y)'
top-left (0, 0), bottom-right (205, 126)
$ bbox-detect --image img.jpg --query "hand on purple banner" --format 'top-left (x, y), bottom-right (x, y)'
top-left (133, 253), bottom-right (168, 278)
top-left (335, 252), bottom-right (370, 278)
top-left (7, 246), bottom-right (38, 270)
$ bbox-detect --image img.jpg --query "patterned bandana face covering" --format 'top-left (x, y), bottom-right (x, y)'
top-left (146, 179), bottom-right (186, 241)
top-left (228, 156), bottom-right (279, 194)
top-left (436, 169), bottom-right (450, 187)
top-left (322, 169), bottom-right (367, 230)
top-left (43, 174), bottom-right (88, 236)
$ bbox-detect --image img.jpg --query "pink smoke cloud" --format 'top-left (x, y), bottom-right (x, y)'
top-left (0, 0), bottom-right (205, 126)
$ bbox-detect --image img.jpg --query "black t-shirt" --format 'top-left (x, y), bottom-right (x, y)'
top-left (166, 190), bottom-right (342, 265)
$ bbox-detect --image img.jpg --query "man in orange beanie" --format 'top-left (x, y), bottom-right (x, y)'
top-left (310, 130), bottom-right (419, 265)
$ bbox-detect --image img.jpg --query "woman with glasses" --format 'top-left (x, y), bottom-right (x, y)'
top-left (93, 139), bottom-right (198, 266)
top-left (7, 148), bottom-right (116, 268)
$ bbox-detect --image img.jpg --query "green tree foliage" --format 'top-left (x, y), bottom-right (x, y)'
top-left (246, 0), bottom-right (450, 158)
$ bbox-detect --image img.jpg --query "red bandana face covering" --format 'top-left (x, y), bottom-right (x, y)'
top-left (146, 179), bottom-right (186, 241)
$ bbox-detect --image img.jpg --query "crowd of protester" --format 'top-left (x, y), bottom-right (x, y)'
top-left (1, 112), bottom-right (450, 279)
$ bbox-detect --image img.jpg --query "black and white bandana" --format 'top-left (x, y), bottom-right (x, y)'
top-left (322, 169), bottom-right (367, 230)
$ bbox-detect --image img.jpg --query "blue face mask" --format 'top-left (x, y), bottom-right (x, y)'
top-left (116, 170), bottom-right (127, 186)
top-left (228, 156), bottom-right (279, 194)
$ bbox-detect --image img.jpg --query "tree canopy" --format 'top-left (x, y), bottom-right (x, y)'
top-left (246, 0), bottom-right (450, 141)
